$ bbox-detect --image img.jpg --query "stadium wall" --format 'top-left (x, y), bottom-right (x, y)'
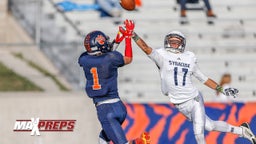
top-left (1, 92), bottom-right (256, 144)
top-left (123, 102), bottom-right (256, 144)
top-left (0, 92), bottom-right (101, 144)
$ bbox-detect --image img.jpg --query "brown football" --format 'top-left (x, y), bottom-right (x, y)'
top-left (120, 0), bottom-right (135, 11)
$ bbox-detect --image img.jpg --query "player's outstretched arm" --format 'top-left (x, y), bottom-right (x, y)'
top-left (119, 19), bottom-right (135, 65)
top-left (204, 78), bottom-right (219, 90)
top-left (204, 78), bottom-right (239, 98)
top-left (132, 32), bottom-right (153, 55)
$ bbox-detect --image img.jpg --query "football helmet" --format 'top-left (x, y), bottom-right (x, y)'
top-left (164, 30), bottom-right (186, 53)
top-left (84, 31), bottom-right (111, 55)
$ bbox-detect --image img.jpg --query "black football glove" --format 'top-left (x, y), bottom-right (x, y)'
top-left (223, 88), bottom-right (239, 98)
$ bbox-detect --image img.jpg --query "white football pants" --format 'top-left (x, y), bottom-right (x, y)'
top-left (174, 94), bottom-right (242, 144)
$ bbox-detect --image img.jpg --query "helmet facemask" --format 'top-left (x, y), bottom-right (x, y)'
top-left (164, 31), bottom-right (186, 53)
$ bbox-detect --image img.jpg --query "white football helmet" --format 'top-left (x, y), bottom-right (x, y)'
top-left (164, 30), bottom-right (186, 53)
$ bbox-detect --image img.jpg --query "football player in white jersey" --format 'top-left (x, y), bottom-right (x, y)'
top-left (131, 29), bottom-right (256, 144)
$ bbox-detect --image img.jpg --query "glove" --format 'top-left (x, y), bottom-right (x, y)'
top-left (114, 31), bottom-right (124, 44)
top-left (223, 88), bottom-right (239, 98)
top-left (119, 19), bottom-right (135, 38)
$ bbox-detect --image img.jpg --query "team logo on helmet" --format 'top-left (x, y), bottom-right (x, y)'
top-left (95, 35), bottom-right (106, 45)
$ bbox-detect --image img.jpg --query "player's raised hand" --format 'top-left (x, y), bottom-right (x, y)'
top-left (124, 19), bottom-right (135, 35)
top-left (223, 88), bottom-right (239, 98)
top-left (119, 19), bottom-right (135, 38)
top-left (115, 30), bottom-right (124, 44)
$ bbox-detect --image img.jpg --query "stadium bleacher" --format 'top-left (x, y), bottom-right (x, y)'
top-left (7, 0), bottom-right (256, 102)
top-left (1, 0), bottom-right (256, 143)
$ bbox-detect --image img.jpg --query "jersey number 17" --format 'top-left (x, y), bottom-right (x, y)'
top-left (174, 67), bottom-right (188, 86)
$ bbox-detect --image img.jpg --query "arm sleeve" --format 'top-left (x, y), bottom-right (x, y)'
top-left (193, 60), bottom-right (208, 83)
top-left (124, 38), bottom-right (132, 57)
top-left (111, 51), bottom-right (125, 67)
top-left (148, 48), bottom-right (164, 68)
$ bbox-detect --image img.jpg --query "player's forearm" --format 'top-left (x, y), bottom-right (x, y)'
top-left (204, 78), bottom-right (219, 90)
top-left (124, 37), bottom-right (133, 65)
top-left (132, 32), bottom-right (152, 55)
top-left (124, 56), bottom-right (132, 64)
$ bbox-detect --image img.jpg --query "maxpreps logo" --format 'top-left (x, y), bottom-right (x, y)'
top-left (13, 118), bottom-right (76, 136)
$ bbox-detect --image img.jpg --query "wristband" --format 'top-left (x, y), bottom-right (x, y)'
top-left (216, 85), bottom-right (223, 92)
top-left (132, 32), bottom-right (140, 42)
top-left (125, 38), bottom-right (132, 57)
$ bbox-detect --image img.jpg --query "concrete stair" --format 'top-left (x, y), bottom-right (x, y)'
top-left (10, 0), bottom-right (256, 102)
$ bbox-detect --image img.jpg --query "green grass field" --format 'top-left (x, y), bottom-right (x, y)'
top-left (13, 53), bottom-right (70, 91)
top-left (0, 62), bottom-right (43, 91)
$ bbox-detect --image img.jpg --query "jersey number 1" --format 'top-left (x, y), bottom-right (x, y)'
top-left (174, 67), bottom-right (188, 86)
top-left (90, 67), bottom-right (101, 90)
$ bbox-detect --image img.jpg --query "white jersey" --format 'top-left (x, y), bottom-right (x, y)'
top-left (148, 48), bottom-right (208, 104)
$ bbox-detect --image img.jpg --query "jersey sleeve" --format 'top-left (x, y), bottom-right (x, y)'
top-left (110, 51), bottom-right (125, 67)
top-left (148, 48), bottom-right (164, 68)
top-left (78, 52), bottom-right (87, 67)
top-left (192, 58), bottom-right (208, 83)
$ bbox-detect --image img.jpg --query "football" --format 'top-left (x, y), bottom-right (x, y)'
top-left (120, 0), bottom-right (135, 11)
